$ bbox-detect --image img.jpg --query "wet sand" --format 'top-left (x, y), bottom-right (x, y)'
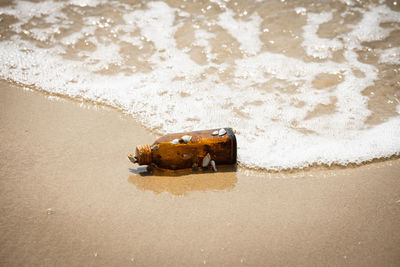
top-left (0, 80), bottom-right (399, 266)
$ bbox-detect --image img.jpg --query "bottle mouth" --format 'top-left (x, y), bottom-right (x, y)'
top-left (128, 153), bottom-right (138, 164)
top-left (128, 144), bottom-right (152, 165)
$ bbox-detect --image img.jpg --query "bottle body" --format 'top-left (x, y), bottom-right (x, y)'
top-left (129, 128), bottom-right (237, 170)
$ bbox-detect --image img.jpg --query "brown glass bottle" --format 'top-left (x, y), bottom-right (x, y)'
top-left (128, 128), bottom-right (237, 171)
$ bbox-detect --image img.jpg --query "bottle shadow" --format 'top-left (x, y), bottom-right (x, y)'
top-left (128, 165), bottom-right (237, 196)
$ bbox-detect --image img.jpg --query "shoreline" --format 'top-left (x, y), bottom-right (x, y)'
top-left (3, 79), bottom-right (399, 173)
top-left (1, 80), bottom-right (400, 266)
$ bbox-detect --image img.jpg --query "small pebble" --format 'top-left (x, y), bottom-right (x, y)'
top-left (47, 208), bottom-right (55, 215)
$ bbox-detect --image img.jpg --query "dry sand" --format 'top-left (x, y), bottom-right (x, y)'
top-left (0, 80), bottom-right (399, 266)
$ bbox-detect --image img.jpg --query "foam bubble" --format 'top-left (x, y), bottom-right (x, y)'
top-left (295, 7), bottom-right (307, 15)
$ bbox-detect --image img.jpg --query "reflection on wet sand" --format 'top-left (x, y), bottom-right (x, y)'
top-left (128, 165), bottom-right (237, 195)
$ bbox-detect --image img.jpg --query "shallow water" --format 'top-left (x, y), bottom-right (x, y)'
top-left (0, 0), bottom-right (399, 169)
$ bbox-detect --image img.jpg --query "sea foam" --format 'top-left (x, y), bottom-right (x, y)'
top-left (0, 0), bottom-right (399, 170)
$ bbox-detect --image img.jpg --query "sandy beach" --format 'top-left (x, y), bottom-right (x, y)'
top-left (0, 80), bottom-right (399, 266)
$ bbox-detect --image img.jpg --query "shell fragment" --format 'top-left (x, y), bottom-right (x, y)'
top-left (181, 135), bottom-right (192, 143)
top-left (210, 160), bottom-right (217, 172)
top-left (202, 153), bottom-right (211, 167)
top-left (218, 128), bottom-right (227, 136)
top-left (171, 139), bottom-right (179, 144)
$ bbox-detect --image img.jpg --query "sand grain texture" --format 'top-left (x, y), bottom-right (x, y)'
top-left (0, 80), bottom-right (400, 266)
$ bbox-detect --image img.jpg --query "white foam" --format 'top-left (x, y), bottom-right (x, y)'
top-left (69, 0), bottom-right (106, 7)
top-left (340, 0), bottom-right (355, 6)
top-left (302, 5), bottom-right (400, 57)
top-left (123, 2), bottom-right (179, 51)
top-left (295, 7), bottom-right (307, 15)
top-left (217, 8), bottom-right (262, 55)
top-left (343, 5), bottom-right (400, 49)
top-left (0, 0), bottom-right (399, 170)
top-left (302, 12), bottom-right (343, 59)
top-left (0, 0), bottom-right (67, 35)
top-left (378, 47), bottom-right (400, 65)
